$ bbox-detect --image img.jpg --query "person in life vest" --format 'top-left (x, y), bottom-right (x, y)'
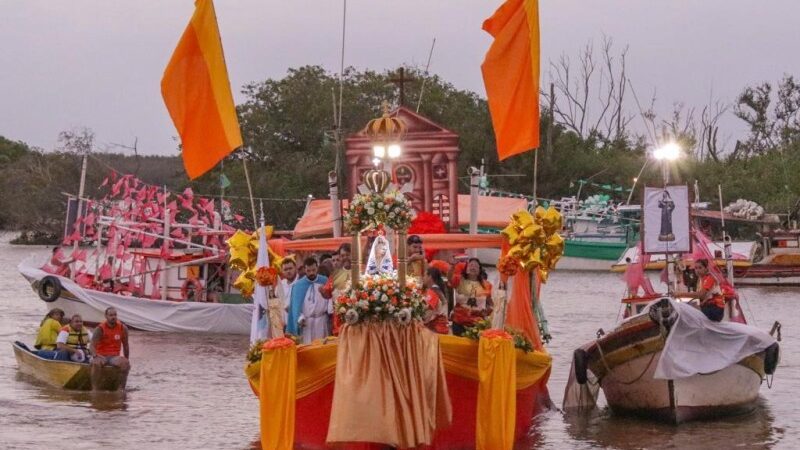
top-left (33, 308), bottom-right (65, 359)
top-left (89, 307), bottom-right (130, 390)
top-left (680, 259), bottom-right (726, 322)
top-left (55, 314), bottom-right (90, 362)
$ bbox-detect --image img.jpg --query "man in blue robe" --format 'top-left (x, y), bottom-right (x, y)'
top-left (286, 257), bottom-right (329, 343)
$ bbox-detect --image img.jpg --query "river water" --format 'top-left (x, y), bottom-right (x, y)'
top-left (0, 238), bottom-right (796, 449)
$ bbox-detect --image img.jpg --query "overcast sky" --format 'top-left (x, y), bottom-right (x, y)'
top-left (1, 0), bottom-right (798, 155)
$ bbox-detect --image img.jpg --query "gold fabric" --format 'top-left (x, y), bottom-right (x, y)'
top-left (326, 322), bottom-right (452, 448)
top-left (259, 341), bottom-right (296, 450)
top-left (247, 339), bottom-right (338, 399)
top-left (476, 334), bottom-right (516, 450)
top-left (439, 335), bottom-right (551, 390)
top-left (246, 335), bottom-right (551, 397)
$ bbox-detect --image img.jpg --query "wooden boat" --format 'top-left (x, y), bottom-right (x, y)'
top-left (570, 298), bottom-right (779, 423)
top-left (12, 342), bottom-right (124, 391)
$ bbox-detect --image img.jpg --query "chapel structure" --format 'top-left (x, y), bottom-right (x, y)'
top-left (345, 106), bottom-right (461, 231)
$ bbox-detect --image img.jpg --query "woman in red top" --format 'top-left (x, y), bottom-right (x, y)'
top-left (681, 259), bottom-right (726, 322)
top-left (423, 268), bottom-right (449, 334)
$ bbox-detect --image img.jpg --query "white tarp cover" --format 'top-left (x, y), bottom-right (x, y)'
top-left (654, 299), bottom-right (776, 379)
top-left (18, 256), bottom-right (252, 335)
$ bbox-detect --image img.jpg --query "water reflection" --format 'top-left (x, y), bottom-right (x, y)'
top-left (563, 398), bottom-right (781, 449)
top-left (15, 372), bottom-right (128, 411)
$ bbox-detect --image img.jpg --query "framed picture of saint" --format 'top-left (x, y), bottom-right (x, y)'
top-left (643, 185), bottom-right (691, 254)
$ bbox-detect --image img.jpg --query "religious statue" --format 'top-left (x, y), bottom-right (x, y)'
top-left (365, 235), bottom-right (394, 276)
top-left (658, 190), bottom-right (676, 242)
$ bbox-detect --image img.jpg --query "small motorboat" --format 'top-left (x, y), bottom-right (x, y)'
top-left (12, 342), bottom-right (124, 391)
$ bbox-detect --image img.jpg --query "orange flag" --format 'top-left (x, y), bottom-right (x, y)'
top-left (161, 0), bottom-right (243, 180)
top-left (481, 0), bottom-right (540, 161)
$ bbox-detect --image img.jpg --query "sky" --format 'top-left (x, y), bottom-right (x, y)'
top-left (1, 0), bottom-right (798, 156)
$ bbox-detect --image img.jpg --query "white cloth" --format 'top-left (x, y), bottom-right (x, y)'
top-left (55, 330), bottom-right (69, 345)
top-left (297, 281), bottom-right (332, 344)
top-left (276, 277), bottom-right (296, 324)
top-left (19, 256), bottom-right (252, 334)
top-left (365, 235), bottom-right (393, 276)
top-left (654, 299), bottom-right (776, 379)
top-left (250, 226), bottom-right (271, 344)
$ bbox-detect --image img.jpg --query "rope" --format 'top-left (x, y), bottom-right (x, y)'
top-left (596, 338), bottom-right (660, 386)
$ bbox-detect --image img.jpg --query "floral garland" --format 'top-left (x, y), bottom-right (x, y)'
top-left (344, 190), bottom-right (414, 233)
top-left (334, 273), bottom-right (427, 326)
top-left (462, 319), bottom-right (534, 353)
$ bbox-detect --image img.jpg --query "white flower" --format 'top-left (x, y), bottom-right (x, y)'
top-left (357, 300), bottom-right (369, 310)
top-left (388, 305), bottom-right (396, 313)
top-left (345, 309), bottom-right (360, 325)
top-left (367, 208), bottom-right (375, 215)
top-left (397, 308), bottom-right (412, 325)
top-left (338, 306), bottom-right (346, 314)
top-left (381, 293), bottom-right (389, 303)
top-left (388, 212), bottom-right (396, 218)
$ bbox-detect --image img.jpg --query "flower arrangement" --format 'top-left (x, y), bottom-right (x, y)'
top-left (496, 255), bottom-right (520, 277)
top-left (344, 190), bottom-right (415, 233)
top-left (246, 339), bottom-right (266, 363)
top-left (334, 272), bottom-right (427, 326)
top-left (255, 266), bottom-right (279, 287)
top-left (462, 320), bottom-right (534, 353)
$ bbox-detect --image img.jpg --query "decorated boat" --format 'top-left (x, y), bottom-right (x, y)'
top-left (17, 173), bottom-right (259, 334)
top-left (565, 185), bottom-right (781, 423)
top-left (244, 164), bottom-right (563, 449)
top-left (12, 342), bottom-right (124, 391)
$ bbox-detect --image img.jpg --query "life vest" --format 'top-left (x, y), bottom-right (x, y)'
top-left (60, 325), bottom-right (89, 350)
top-left (95, 321), bottom-right (125, 357)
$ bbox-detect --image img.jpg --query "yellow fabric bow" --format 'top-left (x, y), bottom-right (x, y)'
top-left (500, 207), bottom-right (564, 280)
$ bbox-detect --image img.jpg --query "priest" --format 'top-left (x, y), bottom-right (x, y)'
top-left (286, 256), bottom-right (330, 344)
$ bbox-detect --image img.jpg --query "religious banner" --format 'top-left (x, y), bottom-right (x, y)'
top-left (642, 185), bottom-right (691, 254)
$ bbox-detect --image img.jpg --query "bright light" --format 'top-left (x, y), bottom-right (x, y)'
top-left (653, 142), bottom-right (681, 161)
top-left (373, 145), bottom-right (386, 158)
top-left (633, 177), bottom-right (638, 183)
top-left (387, 144), bottom-right (402, 158)
top-left (372, 157), bottom-right (381, 166)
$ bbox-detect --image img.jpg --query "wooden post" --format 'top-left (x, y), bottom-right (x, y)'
top-left (350, 232), bottom-right (360, 288)
top-left (398, 231), bottom-right (407, 288)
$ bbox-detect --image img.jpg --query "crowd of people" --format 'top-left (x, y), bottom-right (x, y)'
top-left (271, 234), bottom-right (498, 343)
top-left (31, 306), bottom-right (131, 390)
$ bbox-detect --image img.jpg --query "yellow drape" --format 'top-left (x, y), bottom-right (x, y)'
top-left (259, 343), bottom-right (296, 450)
top-left (476, 334), bottom-right (517, 450)
top-left (439, 335), bottom-right (551, 389)
top-left (246, 335), bottom-right (551, 397)
top-left (247, 339), bottom-right (338, 399)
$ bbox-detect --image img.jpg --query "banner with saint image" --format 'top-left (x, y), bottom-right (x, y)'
top-left (643, 185), bottom-right (691, 254)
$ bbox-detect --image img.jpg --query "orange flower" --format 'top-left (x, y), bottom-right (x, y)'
top-left (263, 336), bottom-right (295, 350)
top-left (481, 329), bottom-right (513, 340)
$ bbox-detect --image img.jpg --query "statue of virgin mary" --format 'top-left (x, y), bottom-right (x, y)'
top-left (365, 235), bottom-right (394, 276)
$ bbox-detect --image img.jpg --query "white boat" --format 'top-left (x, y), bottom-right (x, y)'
top-left (568, 297), bottom-right (778, 423)
top-left (19, 255), bottom-right (252, 334)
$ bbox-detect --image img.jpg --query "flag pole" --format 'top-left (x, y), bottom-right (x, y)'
top-left (242, 155), bottom-right (258, 227)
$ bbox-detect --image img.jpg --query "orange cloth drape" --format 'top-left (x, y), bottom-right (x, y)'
top-left (476, 333), bottom-right (517, 450)
top-left (504, 270), bottom-right (544, 350)
top-left (327, 322), bottom-right (452, 448)
top-left (259, 340), bottom-right (297, 450)
top-left (481, 0), bottom-right (540, 160)
top-left (161, 0), bottom-right (243, 179)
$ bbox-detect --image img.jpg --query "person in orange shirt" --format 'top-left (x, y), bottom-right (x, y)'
top-left (679, 259), bottom-right (726, 322)
top-left (90, 307), bottom-right (131, 390)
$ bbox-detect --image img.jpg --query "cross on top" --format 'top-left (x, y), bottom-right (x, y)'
top-left (389, 67), bottom-right (414, 107)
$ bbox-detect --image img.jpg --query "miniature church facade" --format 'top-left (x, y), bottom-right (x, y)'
top-left (345, 106), bottom-right (460, 231)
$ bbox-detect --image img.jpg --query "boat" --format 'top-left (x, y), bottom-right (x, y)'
top-left (734, 229), bottom-right (800, 286)
top-left (17, 175), bottom-right (255, 334)
top-left (245, 166), bottom-right (562, 448)
top-left (565, 187), bottom-right (781, 424)
top-left (12, 342), bottom-right (124, 391)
